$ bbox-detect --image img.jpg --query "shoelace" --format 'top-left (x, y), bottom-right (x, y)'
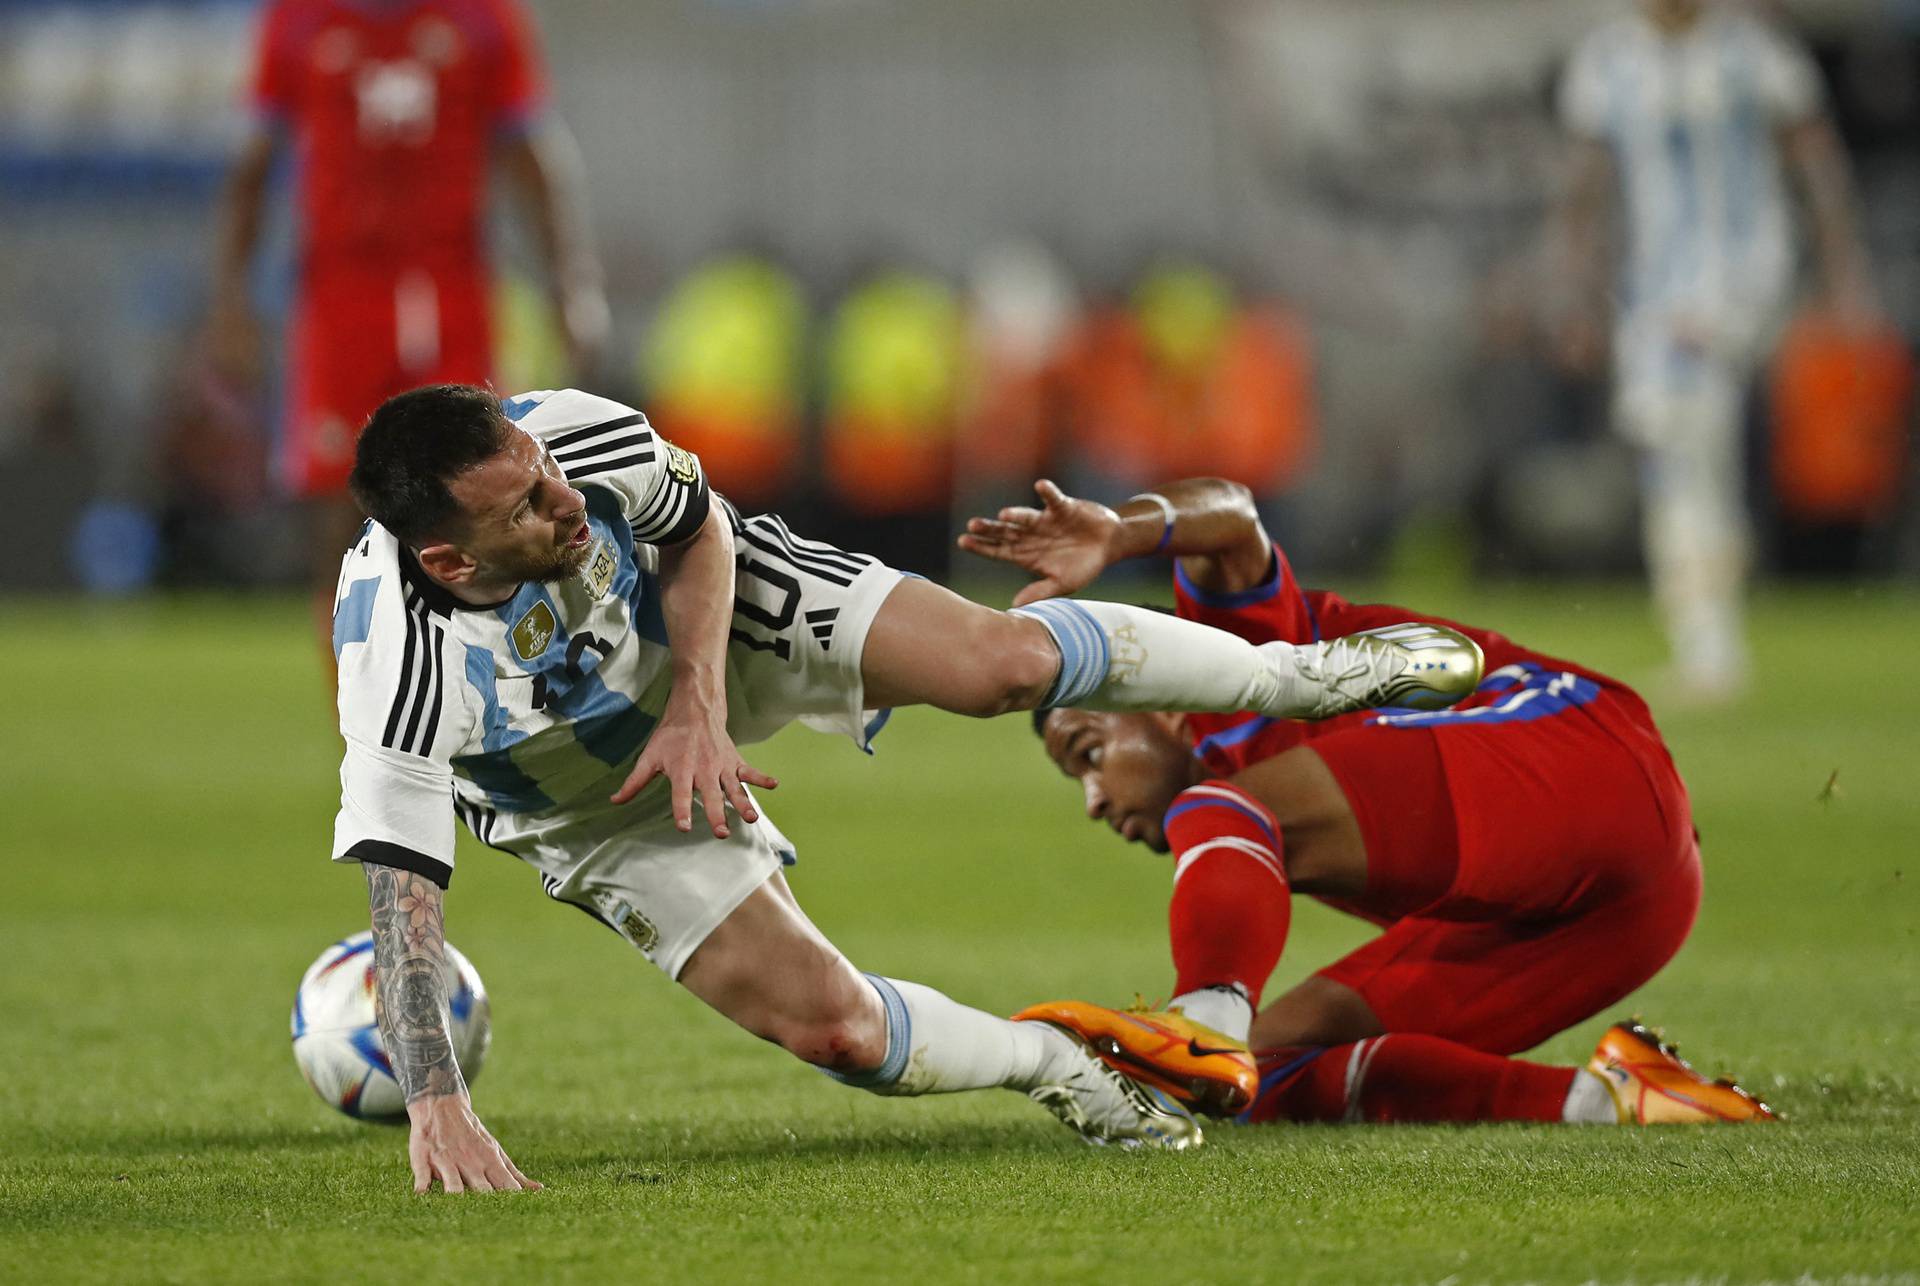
top-left (1321, 636), bottom-right (1404, 692)
top-left (1294, 637), bottom-right (1406, 717)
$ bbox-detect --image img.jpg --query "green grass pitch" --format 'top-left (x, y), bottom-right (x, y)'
top-left (2, 582), bottom-right (1916, 1283)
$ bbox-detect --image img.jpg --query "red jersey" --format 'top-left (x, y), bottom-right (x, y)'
top-left (251, 0), bottom-right (546, 274)
top-left (1176, 544), bottom-right (1679, 840)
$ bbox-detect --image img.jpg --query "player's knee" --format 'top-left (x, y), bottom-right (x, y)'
top-left (749, 969), bottom-right (889, 1071)
top-left (952, 613), bottom-right (1059, 718)
top-left (771, 1010), bottom-right (888, 1072)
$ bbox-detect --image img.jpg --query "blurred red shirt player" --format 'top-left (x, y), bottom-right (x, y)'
top-left (209, 0), bottom-right (607, 638)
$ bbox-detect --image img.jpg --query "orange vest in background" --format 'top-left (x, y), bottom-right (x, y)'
top-left (1061, 302), bottom-right (1315, 493)
top-left (1769, 314), bottom-right (1913, 523)
top-left (958, 349), bottom-right (1068, 492)
top-left (1061, 307), bottom-right (1171, 484)
top-left (1192, 307), bottom-right (1315, 494)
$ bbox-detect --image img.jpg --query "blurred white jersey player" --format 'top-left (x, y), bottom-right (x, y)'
top-left (1558, 0), bottom-right (1875, 697)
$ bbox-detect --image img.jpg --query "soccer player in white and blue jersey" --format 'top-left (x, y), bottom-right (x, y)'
top-left (333, 383), bottom-right (1480, 1191)
top-left (1557, 0), bottom-right (1876, 698)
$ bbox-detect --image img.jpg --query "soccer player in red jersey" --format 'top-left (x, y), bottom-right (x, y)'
top-left (209, 0), bottom-right (607, 644)
top-left (963, 478), bottom-right (1777, 1126)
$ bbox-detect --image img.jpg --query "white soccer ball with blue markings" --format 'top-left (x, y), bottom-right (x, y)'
top-left (290, 930), bottom-right (491, 1120)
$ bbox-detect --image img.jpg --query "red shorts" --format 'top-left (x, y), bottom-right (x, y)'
top-left (282, 263), bottom-right (493, 497)
top-left (1307, 693), bottom-right (1701, 1055)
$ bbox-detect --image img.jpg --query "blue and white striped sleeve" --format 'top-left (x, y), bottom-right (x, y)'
top-left (330, 552), bottom-right (467, 887)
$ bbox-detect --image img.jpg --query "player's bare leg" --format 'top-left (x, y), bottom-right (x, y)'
top-left (1250, 976), bottom-right (1386, 1050)
top-left (677, 871), bottom-right (888, 1073)
top-left (859, 577), bottom-right (1058, 715)
top-left (859, 576), bottom-right (1481, 721)
top-left (1625, 367), bottom-right (1751, 701)
top-left (678, 871), bottom-right (1201, 1148)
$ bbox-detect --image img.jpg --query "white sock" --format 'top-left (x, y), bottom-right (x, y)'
top-left (1562, 1068), bottom-right (1625, 1125)
top-left (1169, 985), bottom-right (1253, 1043)
top-left (829, 975), bottom-right (1081, 1097)
top-left (1012, 598), bottom-right (1320, 717)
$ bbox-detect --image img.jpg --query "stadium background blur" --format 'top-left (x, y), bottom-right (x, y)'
top-left (2, 0), bottom-right (1913, 594)
top-left (5, 3), bottom-right (1920, 1280)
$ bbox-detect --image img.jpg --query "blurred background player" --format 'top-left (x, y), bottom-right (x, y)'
top-left (207, 0), bottom-right (608, 651)
top-left (1555, 0), bottom-right (1880, 700)
top-left (963, 476), bottom-right (1775, 1126)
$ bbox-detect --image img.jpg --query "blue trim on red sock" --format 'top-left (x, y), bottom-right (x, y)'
top-left (1163, 792), bottom-right (1280, 850)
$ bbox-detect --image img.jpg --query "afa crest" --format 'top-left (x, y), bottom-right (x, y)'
top-left (589, 891), bottom-right (660, 955)
top-left (511, 601), bottom-right (557, 660)
top-left (663, 442), bottom-right (699, 486)
top-left (581, 539), bottom-right (617, 598)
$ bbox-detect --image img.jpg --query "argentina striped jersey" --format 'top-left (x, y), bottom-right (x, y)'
top-left (329, 389), bottom-right (710, 888)
top-left (1560, 9), bottom-right (1820, 328)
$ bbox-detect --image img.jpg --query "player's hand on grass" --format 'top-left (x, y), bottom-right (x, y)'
top-left (406, 1093), bottom-right (540, 1195)
top-left (958, 479), bottom-right (1119, 608)
top-left (609, 687), bottom-right (777, 836)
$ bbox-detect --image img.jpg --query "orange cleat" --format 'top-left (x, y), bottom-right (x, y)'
top-left (1588, 1020), bottom-right (1780, 1124)
top-left (1012, 999), bottom-right (1257, 1117)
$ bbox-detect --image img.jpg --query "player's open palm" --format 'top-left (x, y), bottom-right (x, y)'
top-left (407, 1094), bottom-right (540, 1195)
top-left (958, 479), bottom-right (1119, 607)
top-left (610, 694), bottom-right (777, 837)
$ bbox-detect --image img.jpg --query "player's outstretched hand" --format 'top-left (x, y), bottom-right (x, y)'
top-left (406, 1093), bottom-right (540, 1195)
top-left (610, 692), bottom-right (777, 836)
top-left (957, 479), bottom-right (1119, 608)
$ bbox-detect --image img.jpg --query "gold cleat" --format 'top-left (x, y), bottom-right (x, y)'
top-left (1275, 622), bottom-right (1485, 720)
top-left (1589, 1020), bottom-right (1780, 1124)
top-left (1013, 998), bottom-right (1257, 1117)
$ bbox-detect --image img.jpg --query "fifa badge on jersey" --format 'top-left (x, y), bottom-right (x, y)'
top-left (663, 442), bottom-right (699, 486)
top-left (511, 601), bottom-right (557, 661)
top-left (582, 540), bottom-right (617, 599)
top-left (590, 891), bottom-right (660, 956)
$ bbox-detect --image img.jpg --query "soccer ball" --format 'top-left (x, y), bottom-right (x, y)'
top-left (290, 930), bottom-right (491, 1120)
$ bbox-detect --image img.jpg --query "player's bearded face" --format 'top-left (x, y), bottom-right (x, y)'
top-left (479, 514), bottom-right (595, 585)
top-left (449, 433), bottom-right (594, 588)
top-left (1043, 710), bottom-right (1196, 852)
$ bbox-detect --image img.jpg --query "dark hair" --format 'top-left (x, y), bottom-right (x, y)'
top-left (348, 384), bottom-right (514, 546)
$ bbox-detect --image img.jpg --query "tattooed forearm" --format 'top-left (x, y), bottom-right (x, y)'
top-left (364, 863), bottom-right (466, 1104)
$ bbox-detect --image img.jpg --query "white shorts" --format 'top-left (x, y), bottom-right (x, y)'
top-left (487, 512), bottom-right (906, 978)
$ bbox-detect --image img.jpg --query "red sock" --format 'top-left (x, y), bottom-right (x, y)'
top-left (1164, 781), bottom-right (1291, 1006)
top-left (1247, 1034), bottom-right (1578, 1124)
